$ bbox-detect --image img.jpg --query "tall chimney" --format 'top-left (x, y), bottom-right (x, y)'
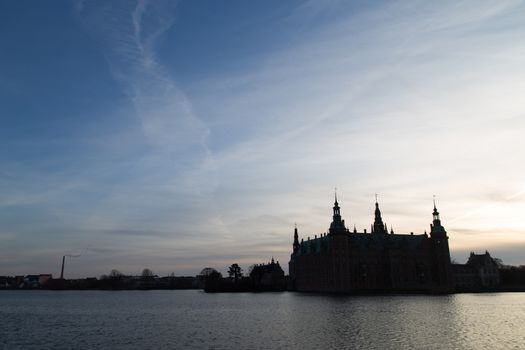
top-left (60, 256), bottom-right (65, 279)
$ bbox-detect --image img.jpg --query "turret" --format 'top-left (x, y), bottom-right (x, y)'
top-left (372, 197), bottom-right (387, 234)
top-left (430, 198), bottom-right (447, 238)
top-left (329, 191), bottom-right (347, 235)
top-left (429, 198), bottom-right (453, 292)
top-left (293, 224), bottom-right (300, 252)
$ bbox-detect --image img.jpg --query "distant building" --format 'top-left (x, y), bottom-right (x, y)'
top-left (453, 251), bottom-right (500, 291)
top-left (13, 274), bottom-right (53, 289)
top-left (289, 195), bottom-right (453, 293)
top-left (467, 251), bottom-right (500, 287)
top-left (24, 275), bottom-right (41, 288)
top-left (250, 258), bottom-right (286, 291)
top-left (0, 276), bottom-right (16, 289)
top-left (38, 274), bottom-right (52, 286)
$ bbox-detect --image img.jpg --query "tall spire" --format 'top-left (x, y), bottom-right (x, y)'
top-left (432, 195), bottom-right (440, 224)
top-left (333, 188), bottom-right (341, 217)
top-left (293, 224), bottom-right (300, 252)
top-left (329, 191), bottom-right (346, 235)
top-left (372, 195), bottom-right (387, 234)
top-left (430, 196), bottom-right (447, 237)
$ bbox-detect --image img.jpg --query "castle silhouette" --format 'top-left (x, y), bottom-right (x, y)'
top-left (289, 195), bottom-right (453, 293)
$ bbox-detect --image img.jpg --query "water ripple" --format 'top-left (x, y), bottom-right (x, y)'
top-left (1, 291), bottom-right (524, 349)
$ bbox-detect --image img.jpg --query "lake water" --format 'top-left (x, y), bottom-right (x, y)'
top-left (1, 290), bottom-right (524, 349)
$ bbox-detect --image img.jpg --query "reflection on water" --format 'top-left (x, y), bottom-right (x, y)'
top-left (1, 290), bottom-right (524, 349)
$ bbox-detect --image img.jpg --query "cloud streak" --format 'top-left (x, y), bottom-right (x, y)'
top-left (180, 0), bottom-right (525, 267)
top-left (2, 1), bottom-right (525, 276)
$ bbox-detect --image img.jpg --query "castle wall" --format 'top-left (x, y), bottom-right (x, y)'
top-left (290, 233), bottom-right (452, 293)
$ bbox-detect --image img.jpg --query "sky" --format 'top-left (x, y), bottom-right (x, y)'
top-left (1, 0), bottom-right (525, 278)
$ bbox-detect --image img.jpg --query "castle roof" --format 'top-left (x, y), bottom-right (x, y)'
top-left (293, 231), bottom-right (428, 256)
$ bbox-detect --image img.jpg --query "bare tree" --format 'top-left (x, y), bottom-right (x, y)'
top-left (141, 268), bottom-right (154, 278)
top-left (109, 269), bottom-right (124, 279)
top-left (493, 258), bottom-right (505, 268)
top-left (199, 267), bottom-right (219, 277)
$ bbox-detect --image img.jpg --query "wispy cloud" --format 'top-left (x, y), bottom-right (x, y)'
top-left (77, 0), bottom-right (209, 152)
top-left (70, 0), bottom-right (219, 229)
top-left (182, 0), bottom-right (525, 264)
top-left (2, 1), bottom-right (525, 276)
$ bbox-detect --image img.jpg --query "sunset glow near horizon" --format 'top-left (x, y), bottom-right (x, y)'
top-left (1, 0), bottom-right (525, 277)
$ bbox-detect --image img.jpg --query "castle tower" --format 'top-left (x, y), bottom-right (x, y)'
top-left (329, 191), bottom-right (346, 235)
top-left (372, 198), bottom-right (387, 234)
top-left (430, 200), bottom-right (446, 237)
top-left (429, 199), bottom-right (453, 292)
top-left (293, 224), bottom-right (300, 252)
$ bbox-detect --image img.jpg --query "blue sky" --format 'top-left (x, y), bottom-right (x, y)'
top-left (1, 0), bottom-right (525, 277)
